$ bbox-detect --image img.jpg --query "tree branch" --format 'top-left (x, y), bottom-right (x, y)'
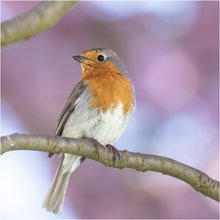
top-left (1, 1), bottom-right (78, 47)
top-left (1, 133), bottom-right (219, 202)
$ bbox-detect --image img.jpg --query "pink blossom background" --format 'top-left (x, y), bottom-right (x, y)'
top-left (1, 1), bottom-right (219, 219)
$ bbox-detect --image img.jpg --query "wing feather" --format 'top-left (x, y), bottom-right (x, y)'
top-left (55, 81), bottom-right (87, 136)
top-left (48, 81), bottom-right (86, 158)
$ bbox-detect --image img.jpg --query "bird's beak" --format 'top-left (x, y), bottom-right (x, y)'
top-left (72, 55), bottom-right (87, 63)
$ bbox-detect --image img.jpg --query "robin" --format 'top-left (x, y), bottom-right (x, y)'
top-left (43, 48), bottom-right (135, 214)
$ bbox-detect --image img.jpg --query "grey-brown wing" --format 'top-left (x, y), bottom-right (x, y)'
top-left (55, 80), bottom-right (87, 136)
top-left (48, 81), bottom-right (87, 158)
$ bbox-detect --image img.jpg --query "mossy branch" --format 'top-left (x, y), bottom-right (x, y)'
top-left (1, 1), bottom-right (78, 47)
top-left (1, 133), bottom-right (219, 202)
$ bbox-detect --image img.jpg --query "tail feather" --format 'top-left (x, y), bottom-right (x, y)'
top-left (43, 155), bottom-right (81, 214)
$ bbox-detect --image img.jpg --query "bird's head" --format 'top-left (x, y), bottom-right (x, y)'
top-left (72, 48), bottom-right (128, 80)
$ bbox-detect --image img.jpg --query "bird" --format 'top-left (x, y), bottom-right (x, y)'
top-left (43, 48), bottom-right (135, 214)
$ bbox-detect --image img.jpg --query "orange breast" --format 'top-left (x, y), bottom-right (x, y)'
top-left (85, 73), bottom-right (134, 114)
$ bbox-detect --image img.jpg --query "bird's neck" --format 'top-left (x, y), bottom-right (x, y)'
top-left (84, 73), bottom-right (134, 114)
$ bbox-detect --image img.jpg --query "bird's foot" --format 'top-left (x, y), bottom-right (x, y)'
top-left (82, 137), bottom-right (100, 160)
top-left (48, 153), bottom-right (55, 158)
top-left (106, 144), bottom-right (120, 166)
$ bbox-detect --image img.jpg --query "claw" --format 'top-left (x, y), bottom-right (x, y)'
top-left (106, 144), bottom-right (120, 166)
top-left (87, 138), bottom-right (100, 160)
top-left (48, 153), bottom-right (55, 158)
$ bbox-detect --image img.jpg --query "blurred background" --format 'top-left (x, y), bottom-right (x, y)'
top-left (1, 1), bottom-right (219, 219)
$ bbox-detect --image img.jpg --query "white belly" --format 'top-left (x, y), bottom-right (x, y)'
top-left (60, 87), bottom-right (133, 173)
top-left (62, 101), bottom-right (130, 146)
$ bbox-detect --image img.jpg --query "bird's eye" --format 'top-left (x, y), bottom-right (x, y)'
top-left (97, 54), bottom-right (106, 62)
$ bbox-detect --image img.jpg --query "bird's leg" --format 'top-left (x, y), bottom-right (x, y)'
top-left (81, 137), bottom-right (100, 160)
top-left (48, 153), bottom-right (55, 158)
top-left (106, 144), bottom-right (120, 166)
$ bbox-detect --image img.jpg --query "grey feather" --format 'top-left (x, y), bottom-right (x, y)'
top-left (44, 81), bottom-right (87, 213)
top-left (55, 81), bottom-right (87, 136)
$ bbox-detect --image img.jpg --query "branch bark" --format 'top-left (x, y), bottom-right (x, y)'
top-left (1, 1), bottom-right (78, 47)
top-left (1, 133), bottom-right (219, 202)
